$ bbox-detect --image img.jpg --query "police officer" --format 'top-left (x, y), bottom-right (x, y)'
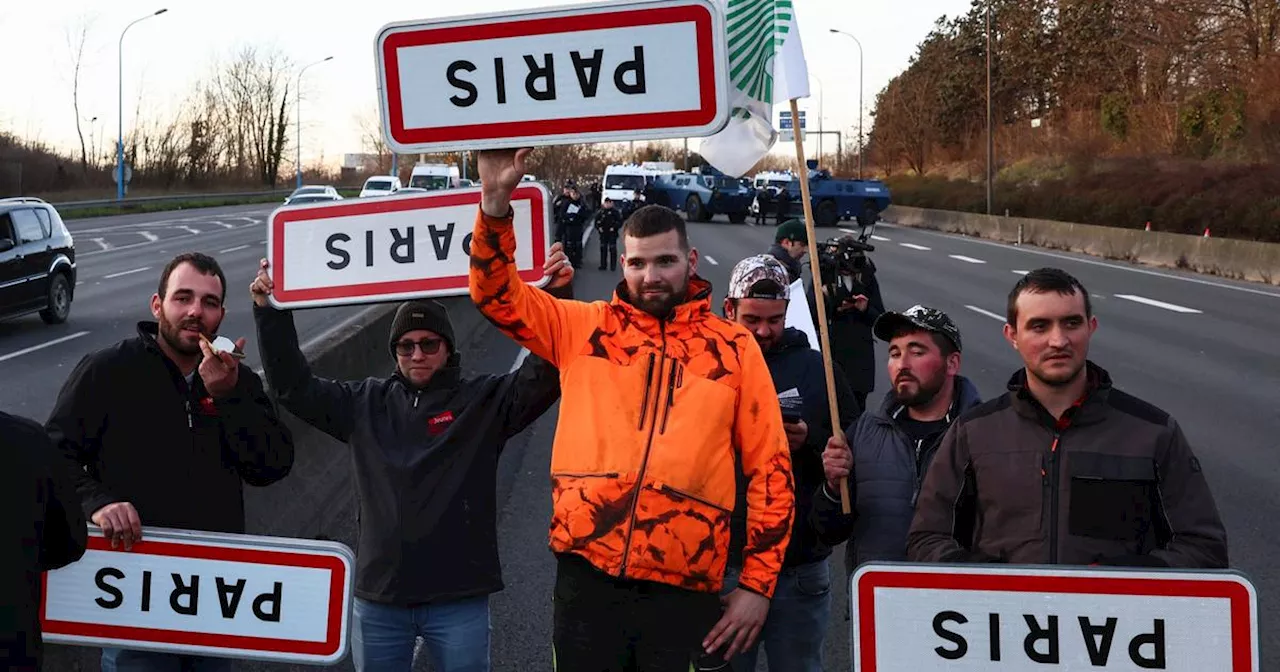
top-left (561, 185), bottom-right (587, 269)
top-left (593, 197), bottom-right (622, 271)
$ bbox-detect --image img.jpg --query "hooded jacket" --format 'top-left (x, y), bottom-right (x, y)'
top-left (253, 303), bottom-right (561, 605)
top-left (47, 322), bottom-right (294, 534)
top-left (469, 209), bottom-right (794, 598)
top-left (728, 328), bottom-right (860, 570)
top-left (810, 376), bottom-right (982, 567)
top-left (908, 362), bottom-right (1229, 568)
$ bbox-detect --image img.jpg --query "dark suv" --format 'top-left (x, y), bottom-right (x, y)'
top-left (0, 198), bottom-right (76, 324)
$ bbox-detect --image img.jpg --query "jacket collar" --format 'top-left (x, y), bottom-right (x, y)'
top-left (1007, 360), bottom-right (1112, 428)
top-left (611, 275), bottom-right (714, 328)
top-left (134, 321), bottom-right (206, 395)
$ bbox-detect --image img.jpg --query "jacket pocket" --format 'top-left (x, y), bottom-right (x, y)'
top-left (549, 472), bottom-right (634, 558)
top-left (627, 483), bottom-right (733, 586)
top-left (1067, 452), bottom-right (1156, 542)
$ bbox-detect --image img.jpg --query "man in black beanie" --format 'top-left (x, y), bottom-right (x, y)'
top-left (249, 243), bottom-right (573, 672)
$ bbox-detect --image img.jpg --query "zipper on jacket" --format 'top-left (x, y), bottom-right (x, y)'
top-left (637, 353), bottom-right (656, 430)
top-left (621, 322), bottom-right (668, 574)
top-left (414, 391), bottom-right (420, 408)
top-left (658, 358), bottom-right (679, 434)
top-left (185, 400), bottom-right (193, 429)
top-left (1048, 431), bottom-right (1062, 564)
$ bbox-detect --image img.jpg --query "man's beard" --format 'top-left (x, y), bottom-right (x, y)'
top-left (632, 279), bottom-right (687, 318)
top-left (158, 312), bottom-right (206, 356)
top-left (894, 372), bottom-right (946, 408)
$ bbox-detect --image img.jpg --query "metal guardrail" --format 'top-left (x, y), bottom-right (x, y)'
top-left (46, 190), bottom-right (296, 212)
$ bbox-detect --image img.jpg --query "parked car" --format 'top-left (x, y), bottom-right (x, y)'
top-left (359, 176), bottom-right (402, 198)
top-left (0, 197), bottom-right (76, 325)
top-left (285, 185), bottom-right (341, 204)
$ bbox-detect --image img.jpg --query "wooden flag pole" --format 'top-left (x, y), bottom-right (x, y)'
top-left (788, 98), bottom-right (851, 514)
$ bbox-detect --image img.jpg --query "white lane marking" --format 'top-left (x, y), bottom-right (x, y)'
top-left (0, 331), bottom-right (91, 363)
top-left (705, 255), bottom-right (719, 266)
top-left (881, 224), bottom-right (1280, 300)
top-left (219, 245), bottom-right (250, 254)
top-left (180, 226), bottom-right (201, 235)
top-left (75, 281), bottom-right (84, 286)
top-left (965, 305), bottom-right (1006, 321)
top-left (104, 266), bottom-right (151, 280)
top-left (140, 231), bottom-right (158, 242)
top-left (509, 347), bottom-right (531, 373)
top-left (259, 240), bottom-right (268, 245)
top-left (91, 237), bottom-right (112, 251)
top-left (900, 243), bottom-right (931, 251)
top-left (216, 222), bottom-right (235, 229)
top-left (871, 235), bottom-right (891, 242)
top-left (1012, 269), bottom-right (1029, 275)
top-left (1114, 294), bottom-right (1202, 314)
top-left (949, 254), bottom-right (986, 264)
top-left (580, 225), bottom-right (594, 249)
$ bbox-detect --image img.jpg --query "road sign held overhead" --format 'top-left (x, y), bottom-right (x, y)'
top-left (41, 527), bottom-right (355, 665)
top-left (375, 0), bottom-right (729, 153)
top-left (267, 184), bottom-right (552, 309)
top-left (851, 562), bottom-right (1259, 672)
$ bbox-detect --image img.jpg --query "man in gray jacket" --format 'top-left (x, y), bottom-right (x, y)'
top-left (908, 268), bottom-right (1228, 568)
top-left (811, 305), bottom-right (981, 577)
top-left (249, 245), bottom-right (572, 672)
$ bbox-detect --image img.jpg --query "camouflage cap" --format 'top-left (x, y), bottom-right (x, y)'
top-left (726, 255), bottom-right (791, 301)
top-left (873, 304), bottom-right (963, 352)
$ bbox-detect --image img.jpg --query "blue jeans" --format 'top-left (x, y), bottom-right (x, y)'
top-left (101, 648), bottom-right (232, 672)
top-left (720, 560), bottom-right (831, 672)
top-left (352, 595), bottom-right (491, 672)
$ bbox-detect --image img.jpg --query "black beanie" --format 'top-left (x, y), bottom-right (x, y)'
top-left (388, 300), bottom-right (455, 357)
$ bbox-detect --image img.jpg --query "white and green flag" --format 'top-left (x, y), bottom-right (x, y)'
top-left (700, 0), bottom-right (811, 177)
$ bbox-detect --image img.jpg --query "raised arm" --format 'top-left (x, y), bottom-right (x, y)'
top-left (469, 149), bottom-right (599, 367)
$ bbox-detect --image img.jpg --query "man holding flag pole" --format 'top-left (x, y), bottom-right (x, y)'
top-left (702, 0), bottom-right (853, 519)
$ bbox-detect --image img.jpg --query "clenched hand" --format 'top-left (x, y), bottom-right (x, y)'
top-left (92, 502), bottom-right (142, 551)
top-left (478, 148), bottom-right (533, 219)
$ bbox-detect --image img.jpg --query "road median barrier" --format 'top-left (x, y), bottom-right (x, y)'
top-left (886, 205), bottom-right (1280, 287)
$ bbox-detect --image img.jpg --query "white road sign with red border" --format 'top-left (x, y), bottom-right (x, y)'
top-left (852, 563), bottom-right (1258, 671)
top-left (266, 184), bottom-right (551, 309)
top-left (41, 527), bottom-right (355, 665)
top-left (374, 0), bottom-right (729, 152)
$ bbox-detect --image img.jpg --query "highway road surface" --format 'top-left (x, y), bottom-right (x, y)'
top-left (4, 205), bottom-right (1278, 670)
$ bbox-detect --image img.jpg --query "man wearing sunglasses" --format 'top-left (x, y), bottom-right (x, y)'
top-left (249, 243), bottom-right (573, 672)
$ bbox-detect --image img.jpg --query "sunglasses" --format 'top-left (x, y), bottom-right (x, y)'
top-left (394, 338), bottom-right (444, 356)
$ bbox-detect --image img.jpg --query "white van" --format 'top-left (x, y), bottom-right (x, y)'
top-left (359, 175), bottom-right (401, 198)
top-left (410, 163), bottom-right (461, 190)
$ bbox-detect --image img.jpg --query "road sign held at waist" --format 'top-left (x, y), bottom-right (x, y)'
top-left (41, 526), bottom-right (355, 665)
top-left (852, 562), bottom-right (1258, 671)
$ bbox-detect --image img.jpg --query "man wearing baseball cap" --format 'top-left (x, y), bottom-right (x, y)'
top-left (249, 246), bottom-right (574, 671)
top-left (719, 255), bottom-right (859, 671)
top-left (767, 219), bottom-right (808, 284)
top-left (811, 305), bottom-right (983, 584)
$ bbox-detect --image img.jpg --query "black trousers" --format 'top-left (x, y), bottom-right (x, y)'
top-left (565, 227), bottom-right (584, 267)
top-left (599, 239), bottom-right (617, 270)
top-left (552, 553), bottom-right (725, 672)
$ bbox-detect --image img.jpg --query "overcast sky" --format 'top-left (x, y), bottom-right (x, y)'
top-left (0, 0), bottom-right (970, 168)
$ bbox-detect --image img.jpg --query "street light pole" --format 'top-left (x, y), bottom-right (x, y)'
top-left (296, 56), bottom-right (334, 190)
top-left (117, 8), bottom-right (167, 201)
top-left (830, 29), bottom-right (864, 179)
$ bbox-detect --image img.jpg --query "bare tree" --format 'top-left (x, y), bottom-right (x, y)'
top-left (64, 15), bottom-right (96, 176)
top-left (357, 110), bottom-right (390, 173)
top-left (213, 47), bottom-right (294, 186)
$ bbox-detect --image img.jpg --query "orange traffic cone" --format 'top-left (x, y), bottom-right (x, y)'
top-left (1203, 228), bottom-right (1211, 238)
